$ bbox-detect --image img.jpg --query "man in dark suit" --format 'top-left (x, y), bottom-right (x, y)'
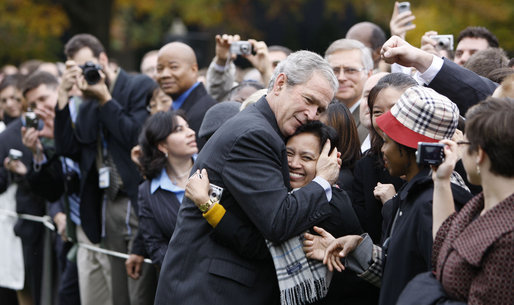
top-left (155, 42), bottom-right (216, 149)
top-left (381, 35), bottom-right (498, 115)
top-left (154, 51), bottom-right (340, 305)
top-left (54, 34), bottom-right (156, 305)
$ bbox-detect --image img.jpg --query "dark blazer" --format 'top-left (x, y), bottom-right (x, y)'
top-left (429, 58), bottom-right (498, 116)
top-left (154, 97), bottom-right (332, 305)
top-left (0, 118), bottom-right (46, 242)
top-left (54, 69), bottom-right (155, 243)
top-left (379, 168), bottom-right (472, 305)
top-left (178, 82), bottom-right (216, 149)
top-left (348, 153), bottom-right (404, 244)
top-left (136, 180), bottom-right (181, 267)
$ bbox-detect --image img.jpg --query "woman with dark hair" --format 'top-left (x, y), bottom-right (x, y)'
top-left (406, 97), bottom-right (514, 305)
top-left (320, 102), bottom-right (361, 191)
top-left (0, 74), bottom-right (24, 128)
top-left (186, 121), bottom-right (376, 305)
top-left (137, 111), bottom-right (197, 269)
top-left (349, 73), bottom-right (416, 244)
top-left (311, 86), bottom-right (472, 305)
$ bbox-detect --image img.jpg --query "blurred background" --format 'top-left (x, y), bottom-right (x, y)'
top-left (1, 0), bottom-right (513, 71)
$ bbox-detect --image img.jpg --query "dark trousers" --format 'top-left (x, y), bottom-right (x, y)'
top-left (55, 239), bottom-right (81, 305)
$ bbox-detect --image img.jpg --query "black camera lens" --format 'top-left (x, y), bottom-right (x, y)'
top-left (80, 61), bottom-right (102, 85)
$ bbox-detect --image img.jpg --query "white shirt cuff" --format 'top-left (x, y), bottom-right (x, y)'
top-left (313, 176), bottom-right (332, 202)
top-left (416, 55), bottom-right (444, 85)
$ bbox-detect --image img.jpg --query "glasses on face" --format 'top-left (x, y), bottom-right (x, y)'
top-left (456, 141), bottom-right (471, 145)
top-left (332, 66), bottom-right (366, 77)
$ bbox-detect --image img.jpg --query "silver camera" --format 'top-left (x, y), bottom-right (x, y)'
top-left (430, 34), bottom-right (454, 51)
top-left (416, 142), bottom-right (445, 166)
top-left (398, 2), bottom-right (410, 14)
top-left (230, 41), bottom-right (254, 56)
top-left (209, 183), bottom-right (224, 203)
top-left (8, 149), bottom-right (23, 161)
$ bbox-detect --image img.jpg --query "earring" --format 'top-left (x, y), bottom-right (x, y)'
top-left (165, 152), bottom-right (168, 158)
top-left (476, 164), bottom-right (480, 175)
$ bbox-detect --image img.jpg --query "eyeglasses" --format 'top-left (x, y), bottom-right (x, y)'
top-left (332, 66), bottom-right (366, 76)
top-left (456, 141), bottom-right (471, 145)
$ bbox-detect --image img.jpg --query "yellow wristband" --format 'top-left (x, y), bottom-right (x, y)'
top-left (203, 203), bottom-right (226, 228)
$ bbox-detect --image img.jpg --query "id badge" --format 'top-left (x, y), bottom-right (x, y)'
top-left (99, 167), bottom-right (110, 189)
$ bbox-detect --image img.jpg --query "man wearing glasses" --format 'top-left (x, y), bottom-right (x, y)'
top-left (325, 39), bottom-right (373, 144)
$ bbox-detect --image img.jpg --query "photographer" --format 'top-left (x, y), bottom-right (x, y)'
top-left (54, 33), bottom-right (156, 305)
top-left (0, 71), bottom-right (59, 305)
top-left (205, 33), bottom-right (291, 101)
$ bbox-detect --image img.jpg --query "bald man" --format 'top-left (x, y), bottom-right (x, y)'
top-left (156, 42), bottom-right (216, 148)
top-left (346, 22), bottom-right (387, 70)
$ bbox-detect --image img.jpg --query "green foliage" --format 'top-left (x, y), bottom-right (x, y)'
top-left (0, 0), bottom-right (68, 65)
top-left (1, 0), bottom-right (513, 66)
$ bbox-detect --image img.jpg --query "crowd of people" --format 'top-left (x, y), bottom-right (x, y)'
top-left (1, 2), bottom-right (513, 305)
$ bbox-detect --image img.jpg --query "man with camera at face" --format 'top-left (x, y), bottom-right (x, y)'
top-left (54, 33), bottom-right (157, 305)
top-left (0, 71), bottom-right (60, 305)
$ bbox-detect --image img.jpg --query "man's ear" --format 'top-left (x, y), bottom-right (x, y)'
top-left (99, 52), bottom-right (109, 69)
top-left (271, 73), bottom-right (287, 96)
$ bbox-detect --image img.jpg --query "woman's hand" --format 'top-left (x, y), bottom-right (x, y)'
top-left (323, 235), bottom-right (363, 272)
top-left (432, 139), bottom-right (460, 182)
top-left (373, 182), bottom-right (396, 204)
top-left (185, 169), bottom-right (211, 207)
top-left (303, 226), bottom-right (335, 261)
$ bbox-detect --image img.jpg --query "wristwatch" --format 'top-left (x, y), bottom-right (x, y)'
top-left (198, 198), bottom-right (215, 213)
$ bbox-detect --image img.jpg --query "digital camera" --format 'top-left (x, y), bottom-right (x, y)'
top-left (230, 41), bottom-right (254, 56)
top-left (430, 34), bottom-right (454, 51)
top-left (209, 183), bottom-right (224, 203)
top-left (398, 2), bottom-right (410, 14)
top-left (24, 109), bottom-right (40, 130)
top-left (80, 61), bottom-right (103, 85)
top-left (8, 149), bottom-right (23, 161)
top-left (416, 142), bottom-right (445, 166)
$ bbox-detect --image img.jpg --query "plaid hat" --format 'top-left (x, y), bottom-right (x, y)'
top-left (376, 86), bottom-right (459, 149)
top-left (198, 101), bottom-right (241, 139)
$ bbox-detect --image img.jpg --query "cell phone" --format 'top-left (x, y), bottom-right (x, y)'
top-left (416, 142), bottom-right (445, 166)
top-left (8, 149), bottom-right (23, 161)
top-left (397, 2), bottom-right (411, 14)
top-left (397, 2), bottom-right (412, 26)
top-left (430, 34), bottom-right (454, 51)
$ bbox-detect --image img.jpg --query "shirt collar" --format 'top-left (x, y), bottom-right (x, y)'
top-left (172, 82), bottom-right (201, 110)
top-left (150, 168), bottom-right (184, 194)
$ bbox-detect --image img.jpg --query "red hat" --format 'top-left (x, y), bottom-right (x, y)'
top-left (376, 86), bottom-right (459, 149)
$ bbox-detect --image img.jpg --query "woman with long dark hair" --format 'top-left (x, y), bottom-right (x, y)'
top-left (137, 111), bottom-right (197, 269)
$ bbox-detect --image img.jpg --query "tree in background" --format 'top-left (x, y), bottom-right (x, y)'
top-left (1, 0), bottom-right (513, 70)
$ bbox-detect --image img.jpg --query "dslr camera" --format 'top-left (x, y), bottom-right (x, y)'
top-left (416, 142), bottom-right (445, 166)
top-left (80, 61), bottom-right (103, 85)
top-left (24, 109), bottom-right (40, 130)
top-left (230, 41), bottom-right (254, 56)
top-left (430, 34), bottom-right (454, 51)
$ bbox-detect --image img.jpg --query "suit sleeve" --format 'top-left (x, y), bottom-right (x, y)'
top-left (429, 58), bottom-right (498, 115)
top-left (222, 130), bottom-right (332, 243)
top-left (98, 76), bottom-right (154, 150)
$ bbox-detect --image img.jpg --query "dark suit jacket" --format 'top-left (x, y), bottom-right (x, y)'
top-left (351, 104), bottom-right (368, 145)
top-left (348, 154), bottom-right (404, 244)
top-left (178, 83), bottom-right (216, 149)
top-left (137, 180), bottom-right (181, 267)
top-left (154, 97), bottom-right (332, 305)
top-left (429, 58), bottom-right (498, 116)
top-left (54, 69), bottom-right (155, 243)
top-left (0, 118), bottom-right (46, 243)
